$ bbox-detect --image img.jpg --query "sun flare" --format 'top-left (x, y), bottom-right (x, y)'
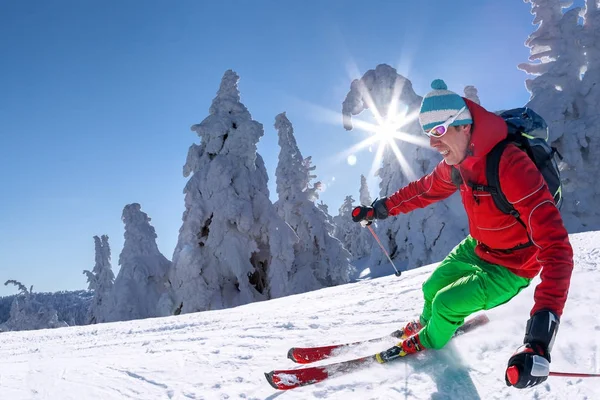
top-left (299, 62), bottom-right (432, 183)
top-left (343, 105), bottom-right (430, 182)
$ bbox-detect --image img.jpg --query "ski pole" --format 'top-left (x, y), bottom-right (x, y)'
top-left (366, 225), bottom-right (401, 277)
top-left (550, 371), bottom-right (600, 378)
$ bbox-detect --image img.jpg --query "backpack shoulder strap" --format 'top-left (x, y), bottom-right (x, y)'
top-left (484, 139), bottom-right (534, 252)
top-left (486, 140), bottom-right (518, 217)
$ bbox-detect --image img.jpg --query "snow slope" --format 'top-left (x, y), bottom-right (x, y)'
top-left (0, 232), bottom-right (598, 400)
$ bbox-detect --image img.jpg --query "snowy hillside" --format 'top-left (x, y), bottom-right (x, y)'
top-left (0, 232), bottom-right (598, 400)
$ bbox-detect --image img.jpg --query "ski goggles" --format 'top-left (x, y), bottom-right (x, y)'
top-left (425, 106), bottom-right (467, 138)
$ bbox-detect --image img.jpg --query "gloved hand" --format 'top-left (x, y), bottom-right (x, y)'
top-left (505, 343), bottom-right (549, 388)
top-left (351, 198), bottom-right (389, 226)
top-left (505, 310), bottom-right (559, 389)
top-left (351, 205), bottom-right (375, 225)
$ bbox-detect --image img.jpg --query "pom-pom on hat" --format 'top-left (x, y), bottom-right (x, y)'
top-left (418, 79), bottom-right (473, 132)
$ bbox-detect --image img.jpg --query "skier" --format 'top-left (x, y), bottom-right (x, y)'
top-left (352, 79), bottom-right (573, 389)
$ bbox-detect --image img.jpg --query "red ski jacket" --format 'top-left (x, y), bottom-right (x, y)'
top-left (384, 99), bottom-right (573, 317)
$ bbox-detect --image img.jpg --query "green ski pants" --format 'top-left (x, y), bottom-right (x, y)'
top-left (418, 236), bottom-right (531, 349)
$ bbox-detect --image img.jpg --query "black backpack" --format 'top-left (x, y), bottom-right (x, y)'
top-left (452, 107), bottom-right (563, 251)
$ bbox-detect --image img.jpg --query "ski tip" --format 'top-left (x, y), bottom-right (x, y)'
top-left (264, 371), bottom-right (279, 389)
top-left (287, 347), bottom-right (298, 362)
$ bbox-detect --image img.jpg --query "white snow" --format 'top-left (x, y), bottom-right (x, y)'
top-left (0, 231), bottom-right (598, 399)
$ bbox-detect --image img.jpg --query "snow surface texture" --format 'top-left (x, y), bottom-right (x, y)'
top-left (0, 231), bottom-right (598, 399)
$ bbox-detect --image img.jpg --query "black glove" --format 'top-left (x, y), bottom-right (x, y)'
top-left (505, 343), bottom-right (550, 388)
top-left (351, 205), bottom-right (375, 225)
top-left (351, 198), bottom-right (390, 225)
top-left (505, 310), bottom-right (559, 389)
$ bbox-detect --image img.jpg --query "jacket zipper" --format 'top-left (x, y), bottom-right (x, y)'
top-left (457, 165), bottom-right (480, 205)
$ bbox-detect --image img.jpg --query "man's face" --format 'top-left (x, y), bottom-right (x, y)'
top-left (428, 124), bottom-right (471, 165)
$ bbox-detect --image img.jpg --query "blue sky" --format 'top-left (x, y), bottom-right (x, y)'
top-left (0, 1), bottom-right (546, 296)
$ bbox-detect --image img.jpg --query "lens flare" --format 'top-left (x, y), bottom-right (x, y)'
top-left (294, 65), bottom-right (431, 183)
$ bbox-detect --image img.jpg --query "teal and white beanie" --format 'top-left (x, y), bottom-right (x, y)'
top-left (418, 79), bottom-right (473, 132)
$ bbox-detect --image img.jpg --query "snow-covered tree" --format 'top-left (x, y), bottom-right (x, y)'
top-left (519, 0), bottom-right (585, 115)
top-left (83, 235), bottom-right (115, 324)
top-left (464, 85), bottom-right (481, 105)
top-left (342, 64), bottom-right (422, 131)
top-left (167, 70), bottom-right (296, 314)
top-left (333, 195), bottom-right (361, 254)
top-left (342, 64), bottom-right (467, 269)
top-left (274, 112), bottom-right (352, 293)
top-left (0, 280), bottom-right (68, 332)
top-left (519, 0), bottom-right (600, 231)
top-left (518, 0), bottom-right (586, 141)
top-left (106, 204), bottom-right (172, 322)
top-left (0, 290), bottom-right (92, 327)
top-left (359, 174), bottom-right (372, 206)
top-left (316, 200), bottom-right (335, 234)
top-left (563, 0), bottom-right (600, 230)
top-left (351, 176), bottom-right (376, 259)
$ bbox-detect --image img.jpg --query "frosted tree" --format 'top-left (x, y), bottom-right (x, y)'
top-left (359, 174), bottom-right (372, 206)
top-left (464, 85), bottom-right (481, 105)
top-left (342, 64), bottom-right (422, 131)
top-left (106, 204), bottom-right (172, 322)
top-left (564, 0), bottom-right (600, 230)
top-left (519, 0), bottom-right (586, 143)
top-left (168, 70), bottom-right (296, 314)
top-left (83, 235), bottom-right (115, 324)
top-left (519, 0), bottom-right (585, 120)
top-left (274, 112), bottom-right (352, 293)
top-left (519, 0), bottom-right (600, 231)
top-left (317, 201), bottom-right (330, 216)
top-left (333, 195), bottom-right (361, 255)
top-left (350, 176), bottom-right (376, 260)
top-left (342, 64), bottom-right (467, 270)
top-left (316, 200), bottom-right (335, 234)
top-left (30, 290), bottom-right (93, 326)
top-left (0, 280), bottom-right (68, 332)
top-left (581, 1), bottom-right (600, 117)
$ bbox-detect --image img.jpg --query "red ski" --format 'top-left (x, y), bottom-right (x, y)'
top-left (265, 313), bottom-right (489, 390)
top-left (265, 355), bottom-right (376, 390)
top-left (287, 328), bottom-right (406, 364)
top-left (288, 313), bottom-right (489, 364)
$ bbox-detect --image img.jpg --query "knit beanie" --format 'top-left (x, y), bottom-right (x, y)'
top-left (418, 79), bottom-right (473, 132)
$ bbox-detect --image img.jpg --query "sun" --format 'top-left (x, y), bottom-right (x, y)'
top-left (296, 61), bottom-right (431, 182)
top-left (373, 122), bottom-right (398, 145)
top-left (335, 105), bottom-right (429, 181)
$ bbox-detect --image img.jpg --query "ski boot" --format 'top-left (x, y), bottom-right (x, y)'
top-left (376, 333), bottom-right (425, 363)
top-left (391, 319), bottom-right (423, 339)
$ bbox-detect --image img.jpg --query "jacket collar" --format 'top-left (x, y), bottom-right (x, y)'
top-left (457, 98), bottom-right (507, 170)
